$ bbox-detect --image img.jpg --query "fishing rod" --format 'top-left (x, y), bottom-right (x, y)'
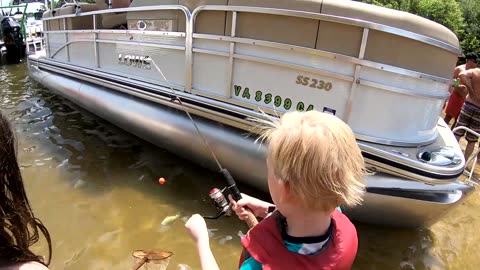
top-left (149, 59), bottom-right (258, 228)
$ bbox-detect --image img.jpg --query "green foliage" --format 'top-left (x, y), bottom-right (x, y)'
top-left (459, 0), bottom-right (480, 56)
top-left (363, 0), bottom-right (411, 11)
top-left (411, 0), bottom-right (465, 36)
top-left (460, 33), bottom-right (480, 56)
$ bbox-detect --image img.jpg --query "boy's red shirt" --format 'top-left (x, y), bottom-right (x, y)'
top-left (238, 210), bottom-right (358, 270)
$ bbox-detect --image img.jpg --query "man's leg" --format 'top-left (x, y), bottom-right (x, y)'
top-left (454, 103), bottom-right (471, 142)
top-left (465, 141), bottom-right (476, 161)
top-left (465, 102), bottom-right (480, 162)
top-left (451, 117), bottom-right (459, 130)
top-left (444, 115), bottom-right (452, 125)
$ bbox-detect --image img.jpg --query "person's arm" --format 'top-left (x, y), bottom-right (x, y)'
top-left (449, 67), bottom-right (462, 93)
top-left (459, 69), bottom-right (475, 94)
top-left (185, 214), bottom-right (220, 270)
top-left (195, 239), bottom-right (220, 270)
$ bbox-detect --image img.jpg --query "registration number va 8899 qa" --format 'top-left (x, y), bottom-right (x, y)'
top-left (233, 85), bottom-right (315, 111)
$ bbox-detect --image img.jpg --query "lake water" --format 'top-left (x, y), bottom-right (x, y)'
top-left (1, 61), bottom-right (479, 270)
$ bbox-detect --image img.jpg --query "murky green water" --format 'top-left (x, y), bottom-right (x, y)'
top-left (1, 61), bottom-right (479, 270)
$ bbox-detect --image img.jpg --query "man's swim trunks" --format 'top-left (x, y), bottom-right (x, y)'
top-left (454, 101), bottom-right (480, 142)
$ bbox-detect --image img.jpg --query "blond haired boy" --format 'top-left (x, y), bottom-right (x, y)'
top-left (185, 110), bottom-right (366, 270)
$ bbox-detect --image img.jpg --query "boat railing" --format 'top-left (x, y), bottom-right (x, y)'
top-left (452, 126), bottom-right (480, 183)
top-left (42, 4), bottom-right (192, 89)
top-left (41, 5), bottom-right (192, 20)
top-left (39, 4), bottom-right (457, 88)
top-left (41, 4), bottom-right (457, 85)
top-left (39, 3), bottom-right (459, 146)
top-left (190, 5), bottom-right (455, 125)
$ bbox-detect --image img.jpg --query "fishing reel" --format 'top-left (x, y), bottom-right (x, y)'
top-left (201, 169), bottom-right (259, 227)
top-left (202, 187), bottom-right (233, 220)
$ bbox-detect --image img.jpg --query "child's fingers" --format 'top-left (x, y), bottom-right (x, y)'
top-left (228, 195), bottom-right (247, 216)
top-left (228, 194), bottom-right (236, 205)
top-left (229, 194), bottom-right (250, 207)
top-left (239, 212), bottom-right (250, 220)
top-left (228, 194), bottom-right (243, 210)
top-left (233, 205), bottom-right (246, 215)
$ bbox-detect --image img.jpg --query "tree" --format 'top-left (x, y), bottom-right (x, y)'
top-left (410, 0), bottom-right (465, 37)
top-left (459, 0), bottom-right (480, 35)
top-left (361, 0), bottom-right (411, 11)
top-left (360, 0), bottom-right (464, 36)
top-left (458, 0), bottom-right (480, 55)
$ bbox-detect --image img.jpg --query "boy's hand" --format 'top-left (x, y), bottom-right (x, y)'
top-left (229, 193), bottom-right (274, 220)
top-left (185, 214), bottom-right (209, 244)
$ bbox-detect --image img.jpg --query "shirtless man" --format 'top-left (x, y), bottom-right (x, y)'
top-left (453, 67), bottom-right (480, 161)
top-left (444, 53), bottom-right (477, 128)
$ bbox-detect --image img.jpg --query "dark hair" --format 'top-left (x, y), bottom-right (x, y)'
top-left (465, 52), bottom-right (478, 61)
top-left (0, 111), bottom-right (52, 267)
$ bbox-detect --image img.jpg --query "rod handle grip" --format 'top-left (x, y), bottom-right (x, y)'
top-left (244, 209), bottom-right (259, 228)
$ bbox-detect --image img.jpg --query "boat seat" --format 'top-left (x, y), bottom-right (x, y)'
top-left (225, 0), bottom-right (323, 48)
top-left (179, 0), bottom-right (228, 35)
top-left (95, 0), bottom-right (129, 29)
top-left (43, 9), bottom-right (52, 17)
top-left (126, 0), bottom-right (227, 34)
top-left (56, 2), bottom-right (99, 15)
top-left (42, 2), bottom-right (101, 30)
top-left (127, 0), bottom-right (180, 31)
top-left (42, 9), bottom-right (60, 31)
top-left (320, 0), bottom-right (459, 78)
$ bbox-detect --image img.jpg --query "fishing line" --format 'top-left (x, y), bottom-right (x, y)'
top-left (148, 57), bottom-right (258, 227)
top-left (149, 59), bottom-right (224, 172)
top-left (139, 27), bottom-right (257, 227)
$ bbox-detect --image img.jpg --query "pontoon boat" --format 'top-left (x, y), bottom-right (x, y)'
top-left (27, 0), bottom-right (476, 228)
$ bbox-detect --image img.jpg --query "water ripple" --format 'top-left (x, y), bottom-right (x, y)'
top-left (2, 62), bottom-right (479, 270)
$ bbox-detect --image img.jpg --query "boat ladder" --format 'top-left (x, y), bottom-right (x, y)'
top-left (452, 126), bottom-right (480, 186)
